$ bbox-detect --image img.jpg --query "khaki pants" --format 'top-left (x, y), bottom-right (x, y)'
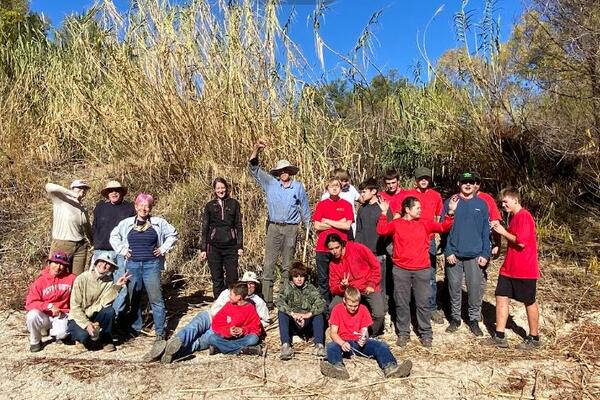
top-left (50, 239), bottom-right (89, 275)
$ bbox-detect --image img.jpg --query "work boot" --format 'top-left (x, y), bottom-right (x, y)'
top-left (143, 338), bottom-right (166, 362)
top-left (420, 337), bottom-right (433, 348)
top-left (320, 361), bottom-right (350, 380)
top-left (280, 343), bottom-right (294, 360)
top-left (239, 345), bottom-right (265, 356)
top-left (103, 343), bottom-right (116, 352)
top-left (446, 319), bottom-right (461, 333)
top-left (383, 360), bottom-right (413, 378)
top-left (430, 310), bottom-right (445, 324)
top-left (208, 345), bottom-right (219, 355)
top-left (516, 336), bottom-right (541, 350)
top-left (161, 336), bottom-right (183, 364)
top-left (468, 321), bottom-right (483, 337)
top-left (395, 335), bottom-right (410, 347)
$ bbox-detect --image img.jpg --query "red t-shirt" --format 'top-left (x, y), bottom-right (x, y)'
top-left (329, 303), bottom-right (373, 341)
top-left (210, 302), bottom-right (262, 337)
top-left (477, 191), bottom-right (502, 222)
top-left (405, 188), bottom-right (443, 222)
top-left (377, 215), bottom-right (453, 270)
top-left (313, 198), bottom-right (354, 252)
top-left (380, 190), bottom-right (408, 214)
top-left (499, 208), bottom-right (540, 279)
top-left (329, 241), bottom-right (381, 296)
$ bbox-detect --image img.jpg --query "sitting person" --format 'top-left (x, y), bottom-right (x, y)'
top-left (67, 253), bottom-right (130, 352)
top-left (276, 261), bottom-right (326, 360)
top-left (207, 282), bottom-right (263, 355)
top-left (25, 251), bottom-right (77, 352)
top-left (320, 286), bottom-right (412, 380)
top-left (326, 234), bottom-right (385, 336)
top-left (155, 272), bottom-right (269, 363)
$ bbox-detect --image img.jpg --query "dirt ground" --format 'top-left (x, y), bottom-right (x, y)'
top-left (0, 262), bottom-right (598, 400)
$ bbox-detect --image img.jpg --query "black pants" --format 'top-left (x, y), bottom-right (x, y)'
top-left (207, 245), bottom-right (239, 299)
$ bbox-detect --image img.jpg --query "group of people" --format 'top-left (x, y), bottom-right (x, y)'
top-left (24, 140), bottom-right (541, 380)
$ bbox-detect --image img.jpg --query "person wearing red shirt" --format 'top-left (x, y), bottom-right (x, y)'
top-left (487, 188), bottom-right (541, 350)
top-left (25, 251), bottom-right (77, 352)
top-left (377, 195), bottom-right (458, 347)
top-left (208, 282), bottom-right (264, 355)
top-left (313, 178), bottom-right (354, 305)
top-left (320, 287), bottom-right (412, 380)
top-left (326, 235), bottom-right (385, 335)
top-left (404, 167), bottom-right (444, 324)
top-left (472, 173), bottom-right (503, 256)
top-left (379, 169), bottom-right (408, 215)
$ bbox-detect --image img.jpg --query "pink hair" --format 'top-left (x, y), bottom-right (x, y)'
top-left (135, 193), bottom-right (154, 206)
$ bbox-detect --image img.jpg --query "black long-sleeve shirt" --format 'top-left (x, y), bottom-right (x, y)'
top-left (92, 200), bottom-right (136, 250)
top-left (199, 197), bottom-right (243, 251)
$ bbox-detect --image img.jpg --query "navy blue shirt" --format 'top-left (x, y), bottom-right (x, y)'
top-left (127, 226), bottom-right (159, 261)
top-left (92, 200), bottom-right (135, 250)
top-left (442, 196), bottom-right (491, 259)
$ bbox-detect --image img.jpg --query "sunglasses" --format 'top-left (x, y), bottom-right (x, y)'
top-left (461, 180), bottom-right (476, 185)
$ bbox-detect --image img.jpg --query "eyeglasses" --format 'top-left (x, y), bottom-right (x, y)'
top-left (109, 189), bottom-right (121, 193)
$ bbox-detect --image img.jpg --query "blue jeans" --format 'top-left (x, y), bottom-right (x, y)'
top-left (112, 255), bottom-right (129, 320)
top-left (278, 311), bottom-right (324, 345)
top-left (326, 339), bottom-right (397, 369)
top-left (208, 333), bottom-right (259, 354)
top-left (67, 307), bottom-right (115, 347)
top-left (126, 258), bottom-right (166, 336)
top-left (175, 311), bottom-right (215, 356)
top-left (428, 238), bottom-right (438, 311)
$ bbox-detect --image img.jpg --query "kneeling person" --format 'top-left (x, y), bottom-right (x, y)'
top-left (207, 282), bottom-right (263, 355)
top-left (25, 252), bottom-right (77, 352)
top-left (320, 287), bottom-right (412, 380)
top-left (67, 253), bottom-right (130, 352)
top-left (276, 261), bottom-right (326, 360)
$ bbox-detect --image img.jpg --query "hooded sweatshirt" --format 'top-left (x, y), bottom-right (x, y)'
top-left (25, 266), bottom-right (77, 315)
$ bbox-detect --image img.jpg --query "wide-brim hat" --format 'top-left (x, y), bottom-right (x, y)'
top-left (101, 180), bottom-right (128, 198)
top-left (269, 160), bottom-right (299, 176)
top-left (240, 271), bottom-right (260, 284)
top-left (94, 252), bottom-right (119, 269)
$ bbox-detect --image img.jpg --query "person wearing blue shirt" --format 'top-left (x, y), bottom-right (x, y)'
top-left (248, 140), bottom-right (312, 307)
top-left (442, 172), bottom-right (491, 337)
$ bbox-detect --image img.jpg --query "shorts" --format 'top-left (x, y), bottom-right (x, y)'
top-left (495, 275), bottom-right (537, 305)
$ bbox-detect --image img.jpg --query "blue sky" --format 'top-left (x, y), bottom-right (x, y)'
top-left (30, 0), bottom-right (525, 81)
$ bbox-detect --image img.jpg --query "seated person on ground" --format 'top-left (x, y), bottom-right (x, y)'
top-left (153, 271), bottom-right (269, 363)
top-left (25, 251), bottom-right (77, 352)
top-left (320, 286), bottom-right (412, 380)
top-left (326, 234), bottom-right (386, 336)
top-left (207, 282), bottom-right (263, 355)
top-left (276, 261), bottom-right (326, 360)
top-left (67, 253), bottom-right (130, 352)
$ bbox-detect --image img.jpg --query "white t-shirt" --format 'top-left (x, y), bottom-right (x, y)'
top-left (321, 184), bottom-right (360, 235)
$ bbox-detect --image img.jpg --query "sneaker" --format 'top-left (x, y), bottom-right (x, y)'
top-left (280, 343), bottom-right (294, 361)
top-left (383, 360), bottom-right (413, 378)
top-left (483, 335), bottom-right (509, 348)
top-left (239, 345), bottom-right (264, 356)
top-left (420, 337), bottom-right (433, 348)
top-left (395, 335), bottom-right (410, 347)
top-left (29, 343), bottom-right (42, 353)
top-left (320, 361), bottom-right (350, 380)
top-left (143, 339), bottom-right (166, 362)
top-left (208, 345), bottom-right (219, 355)
top-left (468, 321), bottom-right (483, 337)
top-left (516, 336), bottom-right (541, 350)
top-left (103, 343), bottom-right (116, 352)
top-left (431, 310), bottom-right (445, 324)
top-left (446, 320), bottom-right (461, 333)
top-left (161, 336), bottom-right (183, 364)
top-left (313, 343), bottom-right (325, 358)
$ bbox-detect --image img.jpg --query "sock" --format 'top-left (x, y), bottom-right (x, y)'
top-left (495, 330), bottom-right (505, 339)
top-left (530, 334), bottom-right (540, 341)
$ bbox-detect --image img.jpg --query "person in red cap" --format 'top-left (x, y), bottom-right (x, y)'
top-left (25, 251), bottom-right (77, 352)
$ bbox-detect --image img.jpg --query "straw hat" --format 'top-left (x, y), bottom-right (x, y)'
top-left (269, 160), bottom-right (299, 176)
top-left (100, 180), bottom-right (128, 198)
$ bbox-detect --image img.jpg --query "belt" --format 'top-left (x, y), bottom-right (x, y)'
top-left (268, 221), bottom-right (299, 226)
